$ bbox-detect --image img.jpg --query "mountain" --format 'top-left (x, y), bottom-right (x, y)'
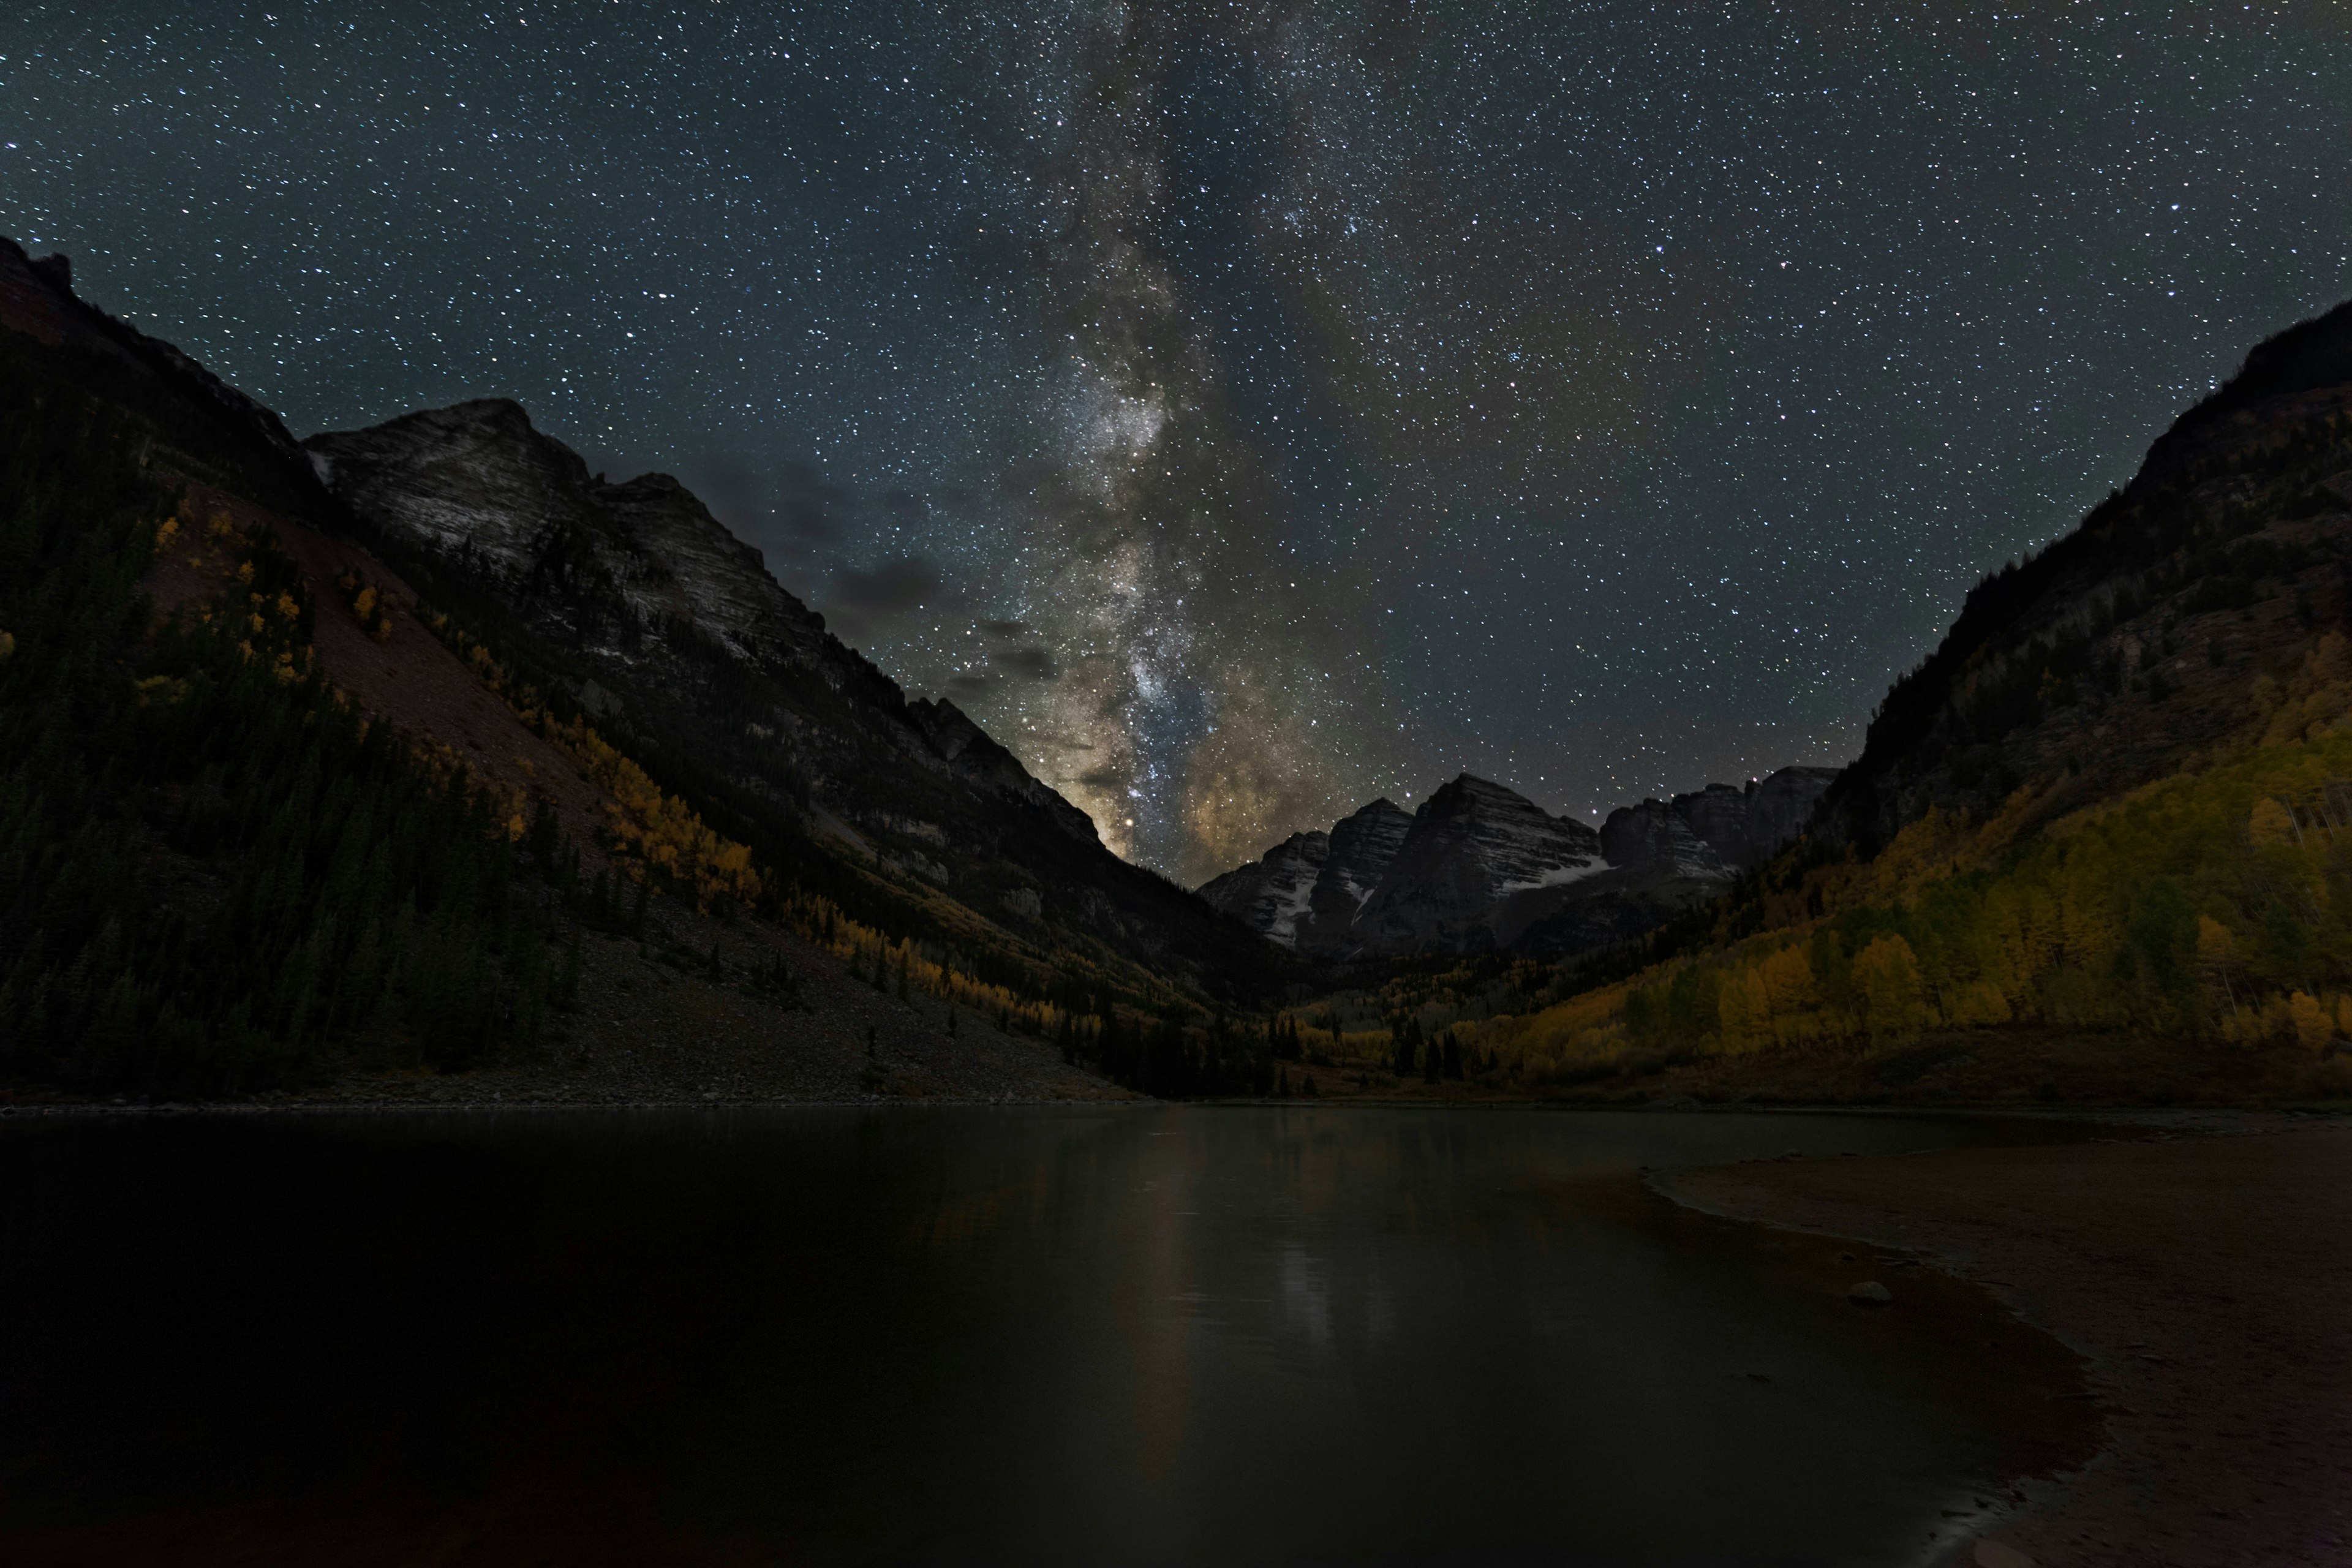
top-left (1596, 767), bottom-right (1840, 880)
top-left (303, 397), bottom-right (1277, 993)
top-left (0, 233), bottom-right (1283, 1103)
top-left (1352, 776), bottom-right (1607, 956)
top-left (1194, 798), bottom-right (1415, 951)
top-left (1196, 829), bottom-right (1329, 948)
top-left (1423, 295), bottom-right (2352, 1107)
top-left (1298, 799), bottom-right (1417, 948)
top-left (1814, 298), bottom-right (2352, 852)
top-left (1202, 767), bottom-right (1834, 961)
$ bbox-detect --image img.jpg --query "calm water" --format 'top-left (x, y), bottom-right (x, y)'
top-left (0, 1107), bottom-right (2075, 1566)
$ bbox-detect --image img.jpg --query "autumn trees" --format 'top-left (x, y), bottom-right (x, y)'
top-left (1467, 676), bottom-right (2352, 1088)
top-left (0, 377), bottom-right (573, 1093)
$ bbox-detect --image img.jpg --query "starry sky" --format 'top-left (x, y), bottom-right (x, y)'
top-left (4, 2), bottom-right (2348, 884)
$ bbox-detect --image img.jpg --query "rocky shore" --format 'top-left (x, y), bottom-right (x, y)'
top-left (1656, 1114), bottom-right (2352, 1567)
top-left (0, 906), bottom-right (1134, 1113)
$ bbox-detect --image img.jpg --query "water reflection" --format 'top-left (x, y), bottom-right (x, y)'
top-left (0, 1107), bottom-right (2073, 1565)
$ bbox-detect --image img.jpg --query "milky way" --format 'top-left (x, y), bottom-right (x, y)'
top-left (4, 2), bottom-right (2346, 883)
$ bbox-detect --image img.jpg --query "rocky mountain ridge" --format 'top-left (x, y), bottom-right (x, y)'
top-left (304, 396), bottom-right (1269, 988)
top-left (0, 234), bottom-right (1280, 1009)
top-left (1201, 766), bottom-right (1835, 960)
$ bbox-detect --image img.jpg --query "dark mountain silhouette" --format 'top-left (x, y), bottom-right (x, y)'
top-left (1812, 296), bottom-right (2352, 852)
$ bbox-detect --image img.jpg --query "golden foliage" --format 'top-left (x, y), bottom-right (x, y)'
top-left (330, 567), bottom-right (394, 639)
top-left (1461, 663), bottom-right (2352, 1080)
top-left (524, 705), bottom-right (763, 910)
top-left (417, 610), bottom-right (761, 911)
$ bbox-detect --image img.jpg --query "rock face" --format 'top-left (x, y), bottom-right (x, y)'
top-left (1601, 767), bottom-right (1839, 878)
top-left (309, 399), bottom-right (837, 674)
top-left (1297, 799), bottom-right (1415, 949)
top-left (1195, 831), bottom-right (1330, 946)
top-left (1200, 798), bottom-right (1415, 952)
top-left (1352, 777), bottom-right (1607, 955)
top-left (1204, 767), bottom-right (1836, 962)
top-left (1597, 799), bottom-right (1728, 881)
top-left (306, 399), bottom-right (1273, 990)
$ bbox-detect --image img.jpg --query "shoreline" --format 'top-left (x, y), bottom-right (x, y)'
top-left (1651, 1116), bottom-right (2352, 1566)
top-left (4, 1090), bottom-right (2335, 1123)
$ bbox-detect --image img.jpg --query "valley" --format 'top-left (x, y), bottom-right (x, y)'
top-left (4, 230), bottom-right (2352, 1118)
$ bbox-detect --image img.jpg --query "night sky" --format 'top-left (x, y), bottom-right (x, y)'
top-left (4, 4), bottom-right (2347, 884)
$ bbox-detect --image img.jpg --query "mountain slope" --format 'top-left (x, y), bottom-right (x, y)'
top-left (1814, 298), bottom-right (2352, 852)
top-left (304, 398), bottom-right (1280, 998)
top-left (1433, 295), bottom-right (2352, 1104)
top-left (0, 234), bottom-right (1283, 1101)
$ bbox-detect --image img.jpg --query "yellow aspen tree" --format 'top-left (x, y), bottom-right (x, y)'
top-left (2289, 992), bottom-right (2333, 1052)
top-left (1716, 971), bottom-right (1755, 1054)
top-left (1852, 935), bottom-right (1928, 1047)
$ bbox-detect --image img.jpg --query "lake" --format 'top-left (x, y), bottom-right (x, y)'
top-left (0, 1106), bottom-right (2089, 1565)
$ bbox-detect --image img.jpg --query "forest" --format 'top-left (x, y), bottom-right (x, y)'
top-left (0, 362), bottom-right (1276, 1098)
top-left (0, 381), bottom-right (584, 1091)
top-left (1440, 636), bottom-right (2352, 1097)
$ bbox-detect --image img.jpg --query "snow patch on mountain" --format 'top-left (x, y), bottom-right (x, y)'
top-left (1197, 830), bottom-right (1329, 947)
top-left (1200, 767), bottom-right (1838, 960)
top-left (1496, 856), bottom-right (1609, 894)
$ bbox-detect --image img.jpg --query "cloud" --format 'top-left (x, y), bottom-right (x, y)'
top-left (660, 453), bottom-right (857, 570)
top-left (990, 644), bottom-right (1061, 681)
top-left (821, 556), bottom-right (965, 647)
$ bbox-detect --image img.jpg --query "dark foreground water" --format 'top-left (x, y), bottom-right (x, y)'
top-left (0, 1107), bottom-right (2083, 1566)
